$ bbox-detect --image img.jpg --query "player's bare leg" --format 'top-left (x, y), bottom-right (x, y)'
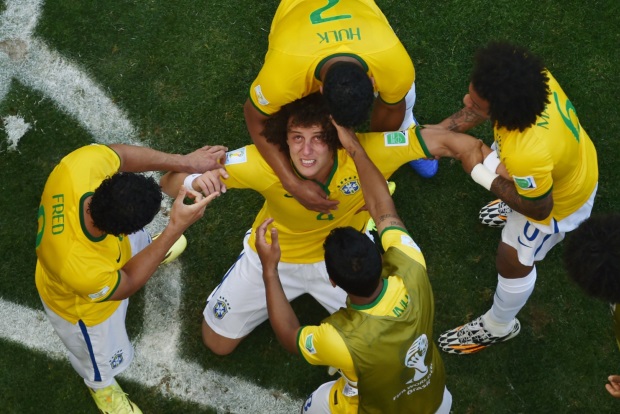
top-left (201, 319), bottom-right (246, 356)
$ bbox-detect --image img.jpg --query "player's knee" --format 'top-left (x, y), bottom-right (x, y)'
top-left (201, 319), bottom-right (238, 356)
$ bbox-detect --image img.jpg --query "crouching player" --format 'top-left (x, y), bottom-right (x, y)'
top-left (253, 119), bottom-right (484, 412)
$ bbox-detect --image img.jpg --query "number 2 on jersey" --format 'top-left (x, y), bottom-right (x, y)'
top-left (310, 0), bottom-right (352, 24)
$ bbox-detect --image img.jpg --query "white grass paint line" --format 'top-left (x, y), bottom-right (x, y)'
top-left (0, 1), bottom-right (304, 411)
top-left (0, 0), bottom-right (138, 144)
top-left (2, 114), bottom-right (30, 150)
top-left (123, 262), bottom-right (301, 413)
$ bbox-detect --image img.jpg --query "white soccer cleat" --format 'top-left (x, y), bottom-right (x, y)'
top-left (479, 199), bottom-right (513, 228)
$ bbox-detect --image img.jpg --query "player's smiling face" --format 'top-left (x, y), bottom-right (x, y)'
top-left (287, 122), bottom-right (333, 184)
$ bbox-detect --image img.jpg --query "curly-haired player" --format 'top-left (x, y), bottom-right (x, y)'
top-left (161, 93), bottom-right (487, 358)
top-left (564, 213), bottom-right (620, 398)
top-left (436, 41), bottom-right (599, 355)
top-left (35, 143), bottom-right (225, 413)
top-left (244, 0), bottom-right (438, 218)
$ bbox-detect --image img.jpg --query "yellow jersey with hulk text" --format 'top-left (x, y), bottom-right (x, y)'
top-left (35, 145), bottom-right (132, 325)
top-left (249, 0), bottom-right (415, 116)
top-left (494, 71), bottom-right (598, 226)
top-left (296, 227), bottom-right (445, 413)
top-left (222, 126), bottom-right (432, 263)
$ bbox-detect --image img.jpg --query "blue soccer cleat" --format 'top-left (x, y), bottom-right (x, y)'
top-left (408, 158), bottom-right (439, 178)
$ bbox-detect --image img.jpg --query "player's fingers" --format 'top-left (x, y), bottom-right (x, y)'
top-left (606, 383), bottom-right (620, 398)
top-left (256, 218), bottom-right (274, 243)
top-left (270, 226), bottom-right (279, 247)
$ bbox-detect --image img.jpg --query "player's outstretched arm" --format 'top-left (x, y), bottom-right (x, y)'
top-left (255, 218), bottom-right (300, 354)
top-left (160, 169), bottom-right (228, 198)
top-left (332, 120), bottom-right (404, 236)
top-left (109, 187), bottom-right (219, 300)
top-left (109, 143), bottom-right (227, 174)
top-left (435, 107), bottom-right (488, 133)
top-left (417, 127), bottom-right (486, 174)
top-left (244, 99), bottom-right (338, 214)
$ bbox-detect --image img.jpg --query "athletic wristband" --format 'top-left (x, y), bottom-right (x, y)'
top-left (183, 173), bottom-right (201, 191)
top-left (470, 164), bottom-right (499, 191)
top-left (483, 150), bottom-right (501, 173)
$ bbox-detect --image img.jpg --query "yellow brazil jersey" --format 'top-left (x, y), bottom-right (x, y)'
top-left (249, 0), bottom-right (415, 116)
top-left (296, 227), bottom-right (433, 413)
top-left (493, 71), bottom-right (598, 225)
top-left (35, 144), bottom-right (132, 326)
top-left (222, 126), bottom-right (431, 263)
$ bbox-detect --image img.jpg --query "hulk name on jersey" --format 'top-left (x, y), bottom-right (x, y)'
top-left (222, 126), bottom-right (432, 264)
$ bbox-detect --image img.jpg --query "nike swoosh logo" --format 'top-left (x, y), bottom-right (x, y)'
top-left (284, 193), bottom-right (294, 198)
top-left (116, 244), bottom-right (122, 263)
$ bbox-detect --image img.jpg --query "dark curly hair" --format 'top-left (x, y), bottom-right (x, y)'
top-left (262, 92), bottom-right (341, 154)
top-left (324, 226), bottom-right (382, 297)
top-left (471, 41), bottom-right (550, 131)
top-left (564, 214), bottom-right (620, 303)
top-left (322, 61), bottom-right (374, 128)
top-left (89, 172), bottom-right (162, 236)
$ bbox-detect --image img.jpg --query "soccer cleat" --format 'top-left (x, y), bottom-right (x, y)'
top-left (153, 233), bottom-right (188, 264)
top-left (408, 158), bottom-right (439, 178)
top-left (479, 199), bottom-right (513, 228)
top-left (89, 380), bottom-right (142, 413)
top-left (438, 316), bottom-right (521, 355)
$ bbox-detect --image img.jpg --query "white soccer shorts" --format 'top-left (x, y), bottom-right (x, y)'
top-left (501, 185), bottom-right (597, 266)
top-left (203, 230), bottom-right (348, 339)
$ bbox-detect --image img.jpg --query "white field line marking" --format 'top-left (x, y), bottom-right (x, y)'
top-left (0, 1), bottom-right (303, 412)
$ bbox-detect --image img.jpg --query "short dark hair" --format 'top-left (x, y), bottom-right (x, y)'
top-left (471, 41), bottom-right (550, 131)
top-left (262, 93), bottom-right (341, 154)
top-left (324, 227), bottom-right (382, 297)
top-left (322, 62), bottom-right (374, 128)
top-left (564, 214), bottom-right (620, 303)
top-left (89, 172), bottom-right (162, 236)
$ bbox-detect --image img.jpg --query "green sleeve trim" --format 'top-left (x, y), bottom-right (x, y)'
top-left (104, 144), bottom-right (122, 167)
top-left (414, 127), bottom-right (433, 158)
top-left (247, 91), bottom-right (271, 117)
top-left (518, 185), bottom-right (553, 201)
top-left (101, 270), bottom-right (121, 302)
top-left (296, 326), bottom-right (312, 364)
top-left (379, 225), bottom-right (409, 240)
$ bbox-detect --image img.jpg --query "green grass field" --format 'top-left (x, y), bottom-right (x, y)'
top-left (1, 0), bottom-right (619, 412)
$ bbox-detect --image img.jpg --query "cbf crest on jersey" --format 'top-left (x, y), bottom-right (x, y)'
top-left (337, 175), bottom-right (361, 196)
top-left (213, 296), bottom-right (231, 320)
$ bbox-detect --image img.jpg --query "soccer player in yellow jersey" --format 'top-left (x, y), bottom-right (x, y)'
top-left (161, 93), bottom-right (486, 357)
top-left (35, 143), bottom-right (224, 413)
top-left (253, 116), bottom-right (483, 413)
top-left (244, 0), bottom-right (438, 216)
top-left (435, 42), bottom-right (599, 354)
top-left (564, 213), bottom-right (620, 399)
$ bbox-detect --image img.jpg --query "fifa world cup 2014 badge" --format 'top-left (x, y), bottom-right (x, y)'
top-left (338, 176), bottom-right (361, 196)
top-left (213, 297), bottom-right (231, 320)
top-left (109, 350), bottom-right (124, 369)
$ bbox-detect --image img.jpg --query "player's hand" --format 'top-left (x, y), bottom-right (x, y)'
top-left (459, 139), bottom-right (485, 174)
top-left (183, 145), bottom-right (228, 173)
top-left (169, 186), bottom-right (219, 233)
top-left (289, 179), bottom-right (339, 214)
top-left (606, 375), bottom-right (620, 398)
top-left (255, 218), bottom-right (281, 275)
top-left (330, 117), bottom-right (359, 149)
top-left (192, 169), bottom-right (229, 195)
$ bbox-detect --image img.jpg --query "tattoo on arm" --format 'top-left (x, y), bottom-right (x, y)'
top-left (377, 213), bottom-right (403, 227)
top-left (491, 177), bottom-right (553, 220)
top-left (446, 109), bottom-right (486, 132)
